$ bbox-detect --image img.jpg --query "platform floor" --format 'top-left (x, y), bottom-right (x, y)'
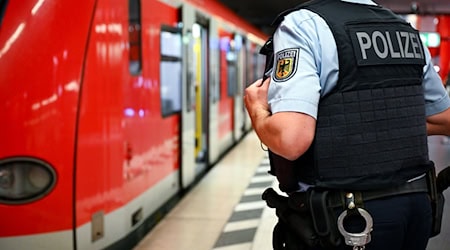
top-left (134, 131), bottom-right (450, 250)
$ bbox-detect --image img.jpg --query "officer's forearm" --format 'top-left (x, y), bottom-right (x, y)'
top-left (248, 106), bottom-right (272, 145)
top-left (427, 123), bottom-right (450, 136)
top-left (426, 108), bottom-right (450, 136)
top-left (251, 111), bottom-right (316, 161)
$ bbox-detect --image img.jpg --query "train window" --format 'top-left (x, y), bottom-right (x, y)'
top-left (227, 59), bottom-right (237, 96)
top-left (0, 0), bottom-right (7, 26)
top-left (227, 38), bottom-right (238, 97)
top-left (234, 34), bottom-right (244, 95)
top-left (254, 49), bottom-right (262, 82)
top-left (210, 39), bottom-right (220, 103)
top-left (128, 0), bottom-right (142, 75)
top-left (255, 46), bottom-right (266, 82)
top-left (160, 26), bottom-right (182, 117)
top-left (247, 45), bottom-right (260, 86)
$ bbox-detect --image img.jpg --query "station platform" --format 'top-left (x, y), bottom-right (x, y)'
top-left (133, 131), bottom-right (450, 250)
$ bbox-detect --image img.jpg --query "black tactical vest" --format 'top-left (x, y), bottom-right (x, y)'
top-left (272, 0), bottom-right (432, 190)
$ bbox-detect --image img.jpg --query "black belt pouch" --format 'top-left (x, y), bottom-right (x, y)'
top-left (427, 165), bottom-right (445, 237)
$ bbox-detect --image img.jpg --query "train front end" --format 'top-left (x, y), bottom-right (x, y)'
top-left (0, 0), bottom-right (95, 249)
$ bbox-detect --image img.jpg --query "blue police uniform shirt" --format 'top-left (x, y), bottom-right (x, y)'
top-left (268, 0), bottom-right (450, 120)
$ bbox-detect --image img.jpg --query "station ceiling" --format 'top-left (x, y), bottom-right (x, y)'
top-left (218, 0), bottom-right (450, 35)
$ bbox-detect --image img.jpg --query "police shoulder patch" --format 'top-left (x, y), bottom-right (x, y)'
top-left (274, 48), bottom-right (299, 82)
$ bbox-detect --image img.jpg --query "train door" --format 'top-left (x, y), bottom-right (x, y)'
top-left (244, 41), bottom-right (256, 132)
top-left (244, 42), bottom-right (265, 131)
top-left (206, 22), bottom-right (221, 164)
top-left (180, 7), bottom-right (196, 189)
top-left (232, 34), bottom-right (246, 141)
top-left (192, 19), bottom-right (210, 174)
top-left (180, 7), bottom-right (210, 187)
top-left (75, 0), bottom-right (182, 249)
top-left (208, 30), bottom-right (235, 164)
top-left (225, 34), bottom-right (238, 142)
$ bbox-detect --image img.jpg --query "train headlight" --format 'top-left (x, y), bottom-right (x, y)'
top-left (0, 158), bottom-right (57, 204)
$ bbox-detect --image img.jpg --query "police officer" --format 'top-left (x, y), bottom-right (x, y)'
top-left (244, 0), bottom-right (450, 249)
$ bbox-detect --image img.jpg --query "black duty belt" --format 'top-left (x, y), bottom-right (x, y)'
top-left (325, 177), bottom-right (429, 208)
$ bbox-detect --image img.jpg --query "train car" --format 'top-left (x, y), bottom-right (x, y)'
top-left (0, 0), bottom-right (266, 249)
top-left (410, 14), bottom-right (450, 82)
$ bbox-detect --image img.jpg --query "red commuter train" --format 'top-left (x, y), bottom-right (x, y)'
top-left (0, 0), bottom-right (267, 249)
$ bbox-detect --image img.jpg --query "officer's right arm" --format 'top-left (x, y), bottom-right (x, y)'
top-left (421, 43), bottom-right (450, 136)
top-left (427, 108), bottom-right (450, 136)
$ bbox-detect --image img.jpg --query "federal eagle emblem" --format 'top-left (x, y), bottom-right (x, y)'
top-left (274, 48), bottom-right (299, 82)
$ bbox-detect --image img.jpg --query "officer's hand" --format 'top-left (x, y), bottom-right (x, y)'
top-left (244, 78), bottom-right (271, 119)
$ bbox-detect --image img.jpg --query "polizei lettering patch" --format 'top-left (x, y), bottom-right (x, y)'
top-left (348, 23), bottom-right (426, 66)
top-left (274, 48), bottom-right (299, 82)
